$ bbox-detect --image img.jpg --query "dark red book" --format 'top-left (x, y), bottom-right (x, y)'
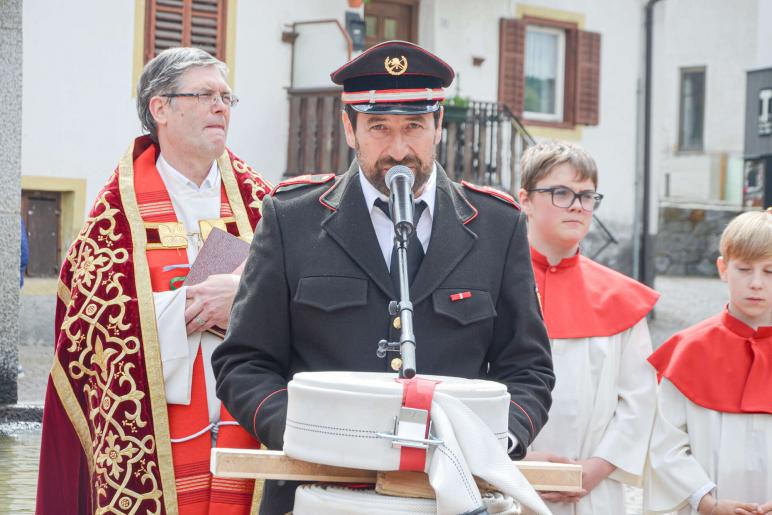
top-left (186, 227), bottom-right (250, 337)
top-left (186, 227), bottom-right (250, 285)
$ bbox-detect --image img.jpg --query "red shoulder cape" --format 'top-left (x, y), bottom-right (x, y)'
top-left (531, 247), bottom-right (660, 339)
top-left (648, 308), bottom-right (772, 414)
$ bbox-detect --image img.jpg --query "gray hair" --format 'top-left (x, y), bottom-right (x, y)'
top-left (136, 47), bottom-right (228, 141)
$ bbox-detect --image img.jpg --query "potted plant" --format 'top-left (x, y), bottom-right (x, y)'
top-left (442, 74), bottom-right (471, 123)
top-left (443, 95), bottom-right (470, 123)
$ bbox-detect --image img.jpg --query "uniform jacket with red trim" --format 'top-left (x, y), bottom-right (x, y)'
top-left (213, 161), bottom-right (554, 514)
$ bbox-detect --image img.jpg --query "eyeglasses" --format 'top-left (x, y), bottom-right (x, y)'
top-left (161, 92), bottom-right (239, 107)
top-left (527, 186), bottom-right (604, 212)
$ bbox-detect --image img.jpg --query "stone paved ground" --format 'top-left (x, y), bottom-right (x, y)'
top-left (10, 274), bottom-right (727, 513)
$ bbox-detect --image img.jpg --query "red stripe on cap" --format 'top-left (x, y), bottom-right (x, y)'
top-left (342, 87), bottom-right (445, 105)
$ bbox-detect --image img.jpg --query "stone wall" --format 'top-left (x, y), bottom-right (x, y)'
top-left (655, 205), bottom-right (742, 277)
top-left (0, 0), bottom-right (22, 404)
top-left (582, 219), bottom-right (635, 277)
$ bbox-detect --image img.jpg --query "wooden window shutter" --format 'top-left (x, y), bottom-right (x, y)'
top-left (498, 18), bottom-right (526, 116)
top-left (574, 30), bottom-right (601, 126)
top-left (145, 0), bottom-right (227, 63)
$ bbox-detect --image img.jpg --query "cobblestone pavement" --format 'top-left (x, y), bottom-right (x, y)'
top-left (11, 274), bottom-right (725, 513)
top-left (648, 275), bottom-right (726, 348)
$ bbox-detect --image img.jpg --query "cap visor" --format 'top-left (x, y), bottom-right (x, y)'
top-left (349, 102), bottom-right (441, 115)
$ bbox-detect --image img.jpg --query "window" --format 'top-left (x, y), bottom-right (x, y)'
top-left (524, 26), bottom-right (565, 122)
top-left (21, 191), bottom-right (61, 278)
top-left (498, 17), bottom-right (601, 127)
top-left (144, 0), bottom-right (228, 63)
top-left (678, 67), bottom-right (706, 151)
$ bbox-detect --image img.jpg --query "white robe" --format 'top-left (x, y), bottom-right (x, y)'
top-left (530, 319), bottom-right (658, 515)
top-left (643, 379), bottom-right (772, 514)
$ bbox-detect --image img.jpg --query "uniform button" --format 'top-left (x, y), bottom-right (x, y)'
top-left (391, 358), bottom-right (403, 371)
top-left (393, 317), bottom-right (401, 330)
top-left (549, 267), bottom-right (557, 272)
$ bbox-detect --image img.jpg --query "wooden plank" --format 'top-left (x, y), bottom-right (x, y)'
top-left (477, 107), bottom-right (488, 184)
top-left (319, 96), bottom-right (335, 173)
top-left (510, 123), bottom-right (518, 194)
top-left (213, 449), bottom-right (377, 482)
top-left (495, 118), bottom-right (503, 186)
top-left (462, 121), bottom-right (474, 182)
top-left (285, 95), bottom-right (301, 176)
top-left (211, 449), bottom-right (582, 493)
top-left (301, 96), bottom-right (318, 174)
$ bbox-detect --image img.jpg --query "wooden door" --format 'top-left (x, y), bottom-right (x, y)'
top-left (22, 191), bottom-right (61, 277)
top-left (364, 0), bottom-right (418, 48)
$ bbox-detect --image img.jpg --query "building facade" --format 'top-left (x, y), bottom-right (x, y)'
top-left (22, 0), bottom-right (647, 279)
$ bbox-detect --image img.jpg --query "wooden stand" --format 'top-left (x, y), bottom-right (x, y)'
top-left (211, 449), bottom-right (583, 497)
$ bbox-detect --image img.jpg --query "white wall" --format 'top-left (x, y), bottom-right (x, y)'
top-left (427, 0), bottom-right (644, 228)
top-left (755, 0), bottom-right (772, 68)
top-left (22, 0), bottom-right (359, 218)
top-left (651, 0), bottom-right (758, 204)
top-left (229, 0), bottom-right (357, 183)
top-left (23, 0), bottom-right (645, 233)
top-left (22, 1), bottom-right (140, 209)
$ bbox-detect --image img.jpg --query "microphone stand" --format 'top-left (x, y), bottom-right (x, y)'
top-left (393, 226), bottom-right (417, 378)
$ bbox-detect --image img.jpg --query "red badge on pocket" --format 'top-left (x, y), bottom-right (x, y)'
top-left (450, 291), bottom-right (472, 302)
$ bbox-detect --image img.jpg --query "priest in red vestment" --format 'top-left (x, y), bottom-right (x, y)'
top-left (36, 48), bottom-right (272, 515)
top-left (517, 140), bottom-right (660, 515)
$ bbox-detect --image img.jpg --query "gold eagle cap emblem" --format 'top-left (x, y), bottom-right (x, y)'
top-left (384, 56), bottom-right (408, 76)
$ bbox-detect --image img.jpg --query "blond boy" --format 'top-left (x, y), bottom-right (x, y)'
top-left (645, 210), bottom-right (772, 515)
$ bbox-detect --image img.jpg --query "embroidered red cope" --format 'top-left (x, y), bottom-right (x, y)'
top-left (36, 136), bottom-right (272, 515)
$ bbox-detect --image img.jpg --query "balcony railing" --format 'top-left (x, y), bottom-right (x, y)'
top-left (284, 91), bottom-right (617, 259)
top-left (439, 101), bottom-right (535, 196)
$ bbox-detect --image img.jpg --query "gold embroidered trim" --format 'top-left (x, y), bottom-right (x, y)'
top-left (249, 480), bottom-right (263, 515)
top-left (51, 358), bottom-right (95, 476)
top-left (199, 217), bottom-right (234, 241)
top-left (144, 221), bottom-right (187, 249)
top-left (119, 141), bottom-right (179, 514)
top-left (222, 153), bottom-right (268, 240)
top-left (57, 279), bottom-right (71, 305)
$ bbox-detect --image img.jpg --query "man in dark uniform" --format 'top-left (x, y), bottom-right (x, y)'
top-left (213, 40), bottom-right (554, 515)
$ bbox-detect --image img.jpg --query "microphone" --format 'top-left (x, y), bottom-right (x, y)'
top-left (385, 165), bottom-right (415, 240)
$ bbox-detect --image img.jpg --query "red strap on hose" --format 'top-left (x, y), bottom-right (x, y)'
top-left (395, 377), bottom-right (440, 471)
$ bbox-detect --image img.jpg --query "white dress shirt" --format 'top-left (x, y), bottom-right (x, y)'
top-left (156, 153), bottom-right (221, 263)
top-left (358, 164), bottom-right (436, 270)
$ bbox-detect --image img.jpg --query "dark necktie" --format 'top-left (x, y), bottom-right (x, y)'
top-left (374, 198), bottom-right (427, 289)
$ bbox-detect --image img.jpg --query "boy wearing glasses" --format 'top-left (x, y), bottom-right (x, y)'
top-left (517, 140), bottom-right (660, 515)
top-left (645, 210), bottom-right (772, 515)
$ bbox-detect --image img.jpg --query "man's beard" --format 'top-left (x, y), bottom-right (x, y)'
top-left (356, 143), bottom-right (435, 196)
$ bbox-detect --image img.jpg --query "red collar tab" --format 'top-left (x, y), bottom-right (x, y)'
top-left (530, 247), bottom-right (581, 271)
top-left (450, 291), bottom-right (473, 302)
top-left (461, 181), bottom-right (521, 210)
top-left (721, 307), bottom-right (772, 339)
top-left (272, 173), bottom-right (335, 195)
top-left (393, 377), bottom-right (441, 472)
